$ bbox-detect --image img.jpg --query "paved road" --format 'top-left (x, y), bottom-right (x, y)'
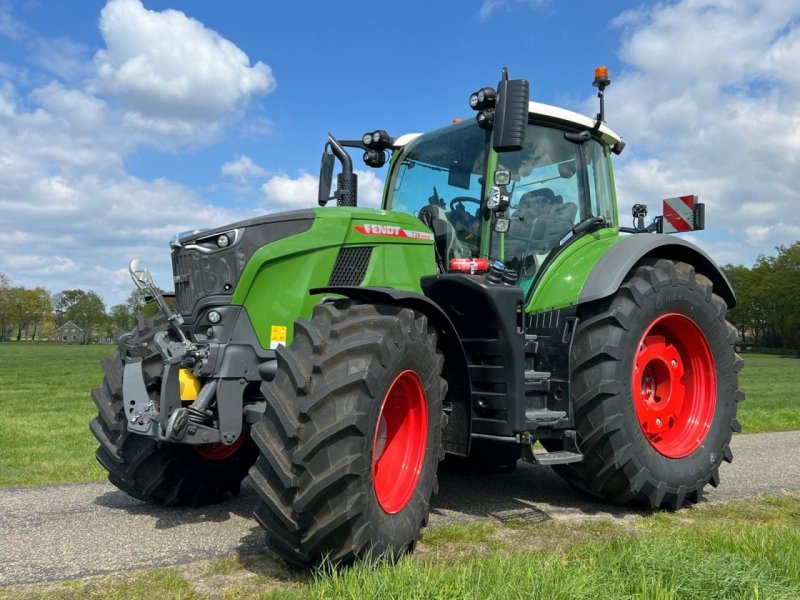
top-left (2, 431), bottom-right (799, 586)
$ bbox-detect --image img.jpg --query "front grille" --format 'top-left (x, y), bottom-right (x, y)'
top-left (328, 247), bottom-right (373, 286)
top-left (173, 247), bottom-right (246, 315)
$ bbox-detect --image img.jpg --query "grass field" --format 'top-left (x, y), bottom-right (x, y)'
top-left (0, 343), bottom-right (798, 487)
top-left (0, 343), bottom-right (109, 487)
top-left (3, 494), bottom-right (799, 599)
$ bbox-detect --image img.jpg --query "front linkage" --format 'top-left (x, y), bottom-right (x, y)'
top-left (89, 259), bottom-right (261, 506)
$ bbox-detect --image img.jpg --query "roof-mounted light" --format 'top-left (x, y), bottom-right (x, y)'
top-left (361, 129), bottom-right (391, 150)
top-left (468, 86), bottom-right (497, 111)
top-left (593, 65), bottom-right (611, 90)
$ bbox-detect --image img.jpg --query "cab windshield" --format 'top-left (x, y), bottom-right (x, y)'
top-left (386, 121), bottom-right (489, 258)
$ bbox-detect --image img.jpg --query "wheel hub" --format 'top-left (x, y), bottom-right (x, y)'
top-left (371, 370), bottom-right (428, 514)
top-left (632, 313), bottom-right (716, 458)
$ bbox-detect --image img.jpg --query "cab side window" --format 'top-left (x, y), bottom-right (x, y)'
top-left (494, 124), bottom-right (581, 292)
top-left (585, 139), bottom-right (615, 224)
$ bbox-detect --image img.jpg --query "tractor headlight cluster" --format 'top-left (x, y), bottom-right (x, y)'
top-left (362, 130), bottom-right (391, 149)
top-left (468, 86), bottom-right (497, 130)
top-left (361, 129), bottom-right (392, 168)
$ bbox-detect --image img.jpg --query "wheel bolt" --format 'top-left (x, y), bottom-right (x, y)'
top-left (655, 418), bottom-right (662, 427)
top-left (671, 359), bottom-right (677, 368)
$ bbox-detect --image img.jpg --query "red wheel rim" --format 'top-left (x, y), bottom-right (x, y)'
top-left (372, 370), bottom-right (428, 514)
top-left (195, 434), bottom-right (246, 461)
top-left (632, 313), bottom-right (716, 458)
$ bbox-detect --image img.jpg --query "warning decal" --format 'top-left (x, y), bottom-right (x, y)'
top-left (662, 195), bottom-right (697, 233)
top-left (269, 325), bottom-right (287, 350)
top-left (354, 224), bottom-right (434, 241)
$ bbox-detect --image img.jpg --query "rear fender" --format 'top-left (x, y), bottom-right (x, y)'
top-left (580, 234), bottom-right (736, 308)
top-left (311, 285), bottom-right (471, 456)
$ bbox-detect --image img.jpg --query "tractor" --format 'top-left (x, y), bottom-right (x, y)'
top-left (90, 67), bottom-right (742, 567)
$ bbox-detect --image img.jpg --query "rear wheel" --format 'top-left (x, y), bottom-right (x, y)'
top-left (90, 315), bottom-right (257, 506)
top-left (555, 259), bottom-right (743, 509)
top-left (249, 300), bottom-right (446, 567)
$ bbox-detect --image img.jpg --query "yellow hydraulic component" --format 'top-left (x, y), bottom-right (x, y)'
top-left (179, 368), bottom-right (201, 401)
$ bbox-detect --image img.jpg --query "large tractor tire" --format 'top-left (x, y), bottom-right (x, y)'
top-left (555, 259), bottom-right (743, 509)
top-left (249, 300), bottom-right (447, 567)
top-left (90, 315), bottom-right (257, 506)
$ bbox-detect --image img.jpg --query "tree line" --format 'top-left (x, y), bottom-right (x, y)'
top-left (724, 242), bottom-right (800, 351)
top-left (0, 272), bottom-right (154, 343)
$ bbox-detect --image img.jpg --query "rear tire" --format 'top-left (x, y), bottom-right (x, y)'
top-left (249, 299), bottom-right (447, 567)
top-left (90, 315), bottom-right (257, 506)
top-left (555, 259), bottom-right (743, 509)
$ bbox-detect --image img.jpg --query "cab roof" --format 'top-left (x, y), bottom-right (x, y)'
top-left (392, 101), bottom-right (622, 149)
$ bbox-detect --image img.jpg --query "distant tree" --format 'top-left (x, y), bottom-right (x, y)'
top-left (3, 287), bottom-right (52, 341)
top-left (727, 242), bottom-right (800, 350)
top-left (0, 273), bottom-right (11, 341)
top-left (127, 287), bottom-right (160, 318)
top-left (108, 303), bottom-right (134, 335)
top-left (24, 287), bottom-right (52, 341)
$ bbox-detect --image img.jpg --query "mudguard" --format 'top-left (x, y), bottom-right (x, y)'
top-left (311, 285), bottom-right (471, 456)
top-left (579, 233), bottom-right (736, 308)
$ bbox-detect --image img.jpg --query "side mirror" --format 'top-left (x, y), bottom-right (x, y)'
top-left (318, 151), bottom-right (335, 206)
top-left (493, 78), bottom-right (529, 153)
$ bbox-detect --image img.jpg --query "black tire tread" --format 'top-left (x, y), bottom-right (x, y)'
top-left (555, 259), bottom-right (743, 509)
top-left (250, 299), bottom-right (447, 566)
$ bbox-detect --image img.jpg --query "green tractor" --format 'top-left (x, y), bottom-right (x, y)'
top-left (90, 67), bottom-right (742, 567)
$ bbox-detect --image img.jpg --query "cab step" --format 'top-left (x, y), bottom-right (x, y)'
top-left (530, 448), bottom-right (583, 466)
top-left (522, 431), bottom-right (583, 466)
top-left (524, 409), bottom-right (566, 428)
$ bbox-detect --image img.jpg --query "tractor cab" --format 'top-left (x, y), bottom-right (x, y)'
top-left (383, 101), bottom-right (622, 294)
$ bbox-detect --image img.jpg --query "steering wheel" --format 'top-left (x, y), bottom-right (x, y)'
top-left (449, 197), bottom-right (481, 211)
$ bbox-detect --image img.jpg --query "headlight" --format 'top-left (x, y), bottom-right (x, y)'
top-left (494, 216), bottom-right (511, 233)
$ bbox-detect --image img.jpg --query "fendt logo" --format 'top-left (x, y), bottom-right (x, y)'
top-left (354, 224), bottom-right (434, 241)
top-left (361, 224), bottom-right (400, 236)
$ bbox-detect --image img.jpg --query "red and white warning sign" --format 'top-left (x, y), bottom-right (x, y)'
top-left (354, 224), bottom-right (434, 241)
top-left (662, 195), bottom-right (702, 233)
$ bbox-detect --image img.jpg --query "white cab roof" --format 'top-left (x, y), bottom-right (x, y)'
top-left (392, 101), bottom-right (622, 149)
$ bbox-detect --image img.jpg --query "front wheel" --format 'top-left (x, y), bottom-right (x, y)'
top-left (249, 300), bottom-right (447, 567)
top-left (556, 259), bottom-right (743, 509)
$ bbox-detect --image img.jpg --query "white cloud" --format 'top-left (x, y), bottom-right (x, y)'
top-left (0, 1), bottom-right (274, 305)
top-left (603, 0), bottom-right (800, 266)
top-left (29, 82), bottom-right (107, 131)
top-left (221, 155), bottom-right (266, 182)
top-left (261, 169), bottom-right (384, 210)
top-left (94, 0), bottom-right (274, 130)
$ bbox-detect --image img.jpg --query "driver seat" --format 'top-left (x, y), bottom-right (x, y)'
top-left (418, 205), bottom-right (469, 271)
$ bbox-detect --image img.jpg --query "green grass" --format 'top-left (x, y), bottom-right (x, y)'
top-left (3, 495), bottom-right (800, 599)
top-left (0, 345), bottom-right (796, 488)
top-left (737, 353), bottom-right (800, 433)
top-left (0, 343), bottom-right (110, 486)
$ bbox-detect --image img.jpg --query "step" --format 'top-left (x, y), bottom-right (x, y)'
top-left (524, 409), bottom-right (566, 426)
top-left (531, 449), bottom-right (583, 466)
top-left (524, 369), bottom-right (551, 381)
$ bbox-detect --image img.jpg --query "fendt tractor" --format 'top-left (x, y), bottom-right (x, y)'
top-left (90, 67), bottom-right (743, 567)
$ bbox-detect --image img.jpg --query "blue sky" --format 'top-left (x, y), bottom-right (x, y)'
top-left (1, 0), bottom-right (799, 306)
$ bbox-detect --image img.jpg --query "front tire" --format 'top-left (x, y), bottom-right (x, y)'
top-left (90, 315), bottom-right (257, 506)
top-left (249, 300), bottom-right (447, 567)
top-left (556, 259), bottom-right (743, 509)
